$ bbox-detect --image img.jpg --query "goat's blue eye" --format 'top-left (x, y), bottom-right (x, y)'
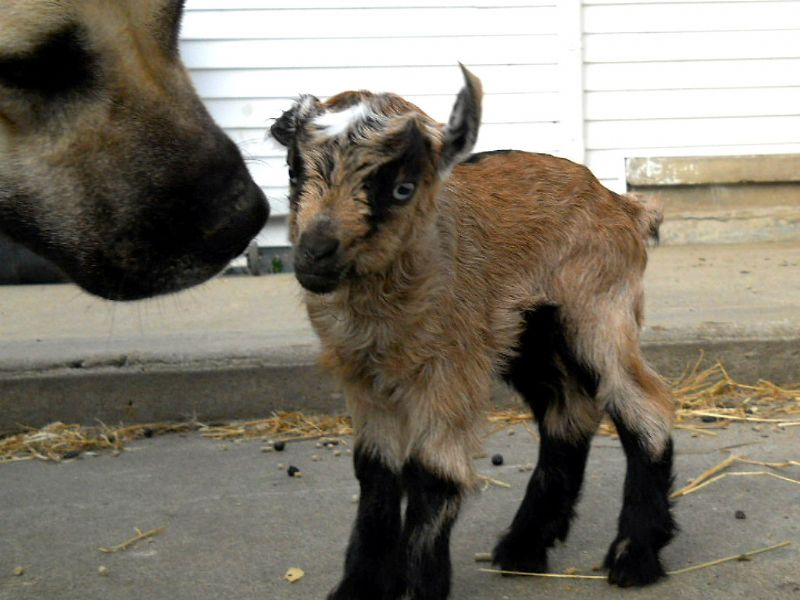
top-left (392, 182), bottom-right (415, 202)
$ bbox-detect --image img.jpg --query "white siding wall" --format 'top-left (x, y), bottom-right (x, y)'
top-left (182, 0), bottom-right (800, 247)
top-left (583, 0), bottom-right (800, 190)
top-left (182, 0), bottom-right (562, 246)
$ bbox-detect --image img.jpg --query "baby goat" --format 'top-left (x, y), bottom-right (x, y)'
top-left (271, 66), bottom-right (676, 600)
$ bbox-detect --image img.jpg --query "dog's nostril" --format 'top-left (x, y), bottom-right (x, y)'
top-left (301, 234), bottom-right (340, 262)
top-left (201, 184), bottom-right (269, 258)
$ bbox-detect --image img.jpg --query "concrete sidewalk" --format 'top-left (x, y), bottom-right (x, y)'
top-left (1, 241), bottom-right (799, 430)
top-left (1, 424), bottom-right (798, 600)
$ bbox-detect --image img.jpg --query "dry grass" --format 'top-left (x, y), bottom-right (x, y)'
top-left (1, 357), bottom-right (798, 464)
top-left (671, 454), bottom-right (800, 499)
top-left (0, 413), bottom-right (354, 464)
top-left (201, 412), bottom-right (353, 442)
top-left (671, 356), bottom-right (800, 424)
top-left (478, 540), bottom-right (793, 580)
top-left (0, 421), bottom-right (195, 464)
top-left (489, 357), bottom-right (800, 436)
top-left (98, 527), bottom-right (165, 554)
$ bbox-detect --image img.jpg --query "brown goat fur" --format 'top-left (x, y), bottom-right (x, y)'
top-left (272, 66), bottom-right (676, 598)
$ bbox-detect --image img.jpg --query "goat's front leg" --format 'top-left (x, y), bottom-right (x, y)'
top-left (390, 458), bottom-right (463, 600)
top-left (328, 444), bottom-right (403, 600)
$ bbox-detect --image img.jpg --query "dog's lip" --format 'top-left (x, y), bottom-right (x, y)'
top-left (295, 269), bottom-right (341, 294)
top-left (71, 244), bottom-right (233, 301)
top-left (74, 265), bottom-right (221, 301)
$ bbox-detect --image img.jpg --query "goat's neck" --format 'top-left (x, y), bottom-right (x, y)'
top-left (338, 219), bottom-right (449, 324)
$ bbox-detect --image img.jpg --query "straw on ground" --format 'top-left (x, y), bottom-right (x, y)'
top-left (672, 455), bottom-right (800, 499)
top-left (478, 541), bottom-right (792, 580)
top-left (98, 527), bottom-right (165, 554)
top-left (1, 358), bottom-right (798, 464)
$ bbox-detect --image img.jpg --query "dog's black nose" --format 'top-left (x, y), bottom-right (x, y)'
top-left (202, 182), bottom-right (269, 259)
top-left (161, 135), bottom-right (269, 263)
top-left (300, 230), bottom-right (340, 262)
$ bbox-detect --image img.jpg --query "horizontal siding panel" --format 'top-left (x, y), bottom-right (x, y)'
top-left (263, 187), bottom-right (291, 218)
top-left (189, 65), bottom-right (560, 98)
top-left (597, 179), bottom-right (625, 193)
top-left (460, 123), bottom-right (557, 152)
top-left (586, 116), bottom-right (800, 150)
top-left (585, 152), bottom-right (626, 183)
top-left (582, 2), bottom-right (800, 196)
top-left (584, 30), bottom-right (800, 63)
top-left (205, 93), bottom-right (559, 128)
top-left (584, 2), bottom-right (800, 34)
top-left (227, 129), bottom-right (283, 159)
top-left (255, 216), bottom-right (290, 248)
top-left (205, 98), bottom-right (293, 129)
top-left (250, 161), bottom-right (296, 189)
top-left (180, 7), bottom-right (555, 39)
top-left (181, 36), bottom-right (555, 69)
top-left (584, 58), bottom-right (800, 91)
top-left (585, 87), bottom-right (800, 120)
top-left (186, 1), bottom-right (552, 9)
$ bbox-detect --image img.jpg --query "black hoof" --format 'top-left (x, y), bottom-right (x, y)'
top-left (328, 577), bottom-right (386, 600)
top-left (604, 537), bottom-right (666, 587)
top-left (492, 534), bottom-right (549, 576)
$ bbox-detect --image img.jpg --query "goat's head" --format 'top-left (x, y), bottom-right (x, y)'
top-left (271, 65), bottom-right (482, 294)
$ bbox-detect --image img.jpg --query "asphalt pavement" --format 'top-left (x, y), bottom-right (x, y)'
top-left (1, 240), bottom-right (799, 599)
top-left (1, 424), bottom-right (798, 600)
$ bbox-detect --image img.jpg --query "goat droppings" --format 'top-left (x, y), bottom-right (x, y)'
top-left (491, 454), bottom-right (504, 466)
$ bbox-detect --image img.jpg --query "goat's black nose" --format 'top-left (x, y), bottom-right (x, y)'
top-left (300, 230), bottom-right (340, 261)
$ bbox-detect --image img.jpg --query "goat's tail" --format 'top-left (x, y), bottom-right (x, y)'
top-left (623, 192), bottom-right (663, 245)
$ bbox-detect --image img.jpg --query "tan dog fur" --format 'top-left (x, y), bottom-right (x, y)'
top-left (0, 0), bottom-right (267, 299)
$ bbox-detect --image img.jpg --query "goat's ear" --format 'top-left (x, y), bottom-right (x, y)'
top-left (439, 64), bottom-right (483, 176)
top-left (269, 94), bottom-right (321, 147)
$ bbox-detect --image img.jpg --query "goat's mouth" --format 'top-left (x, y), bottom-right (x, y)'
top-left (295, 268), bottom-right (341, 294)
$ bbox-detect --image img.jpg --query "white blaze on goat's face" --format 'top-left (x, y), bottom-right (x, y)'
top-left (312, 102), bottom-right (373, 139)
top-left (271, 65), bottom-right (483, 294)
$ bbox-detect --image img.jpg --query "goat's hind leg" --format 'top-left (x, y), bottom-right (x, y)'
top-left (602, 356), bottom-right (676, 587)
top-left (493, 307), bottom-right (602, 573)
top-left (328, 444), bottom-right (402, 600)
